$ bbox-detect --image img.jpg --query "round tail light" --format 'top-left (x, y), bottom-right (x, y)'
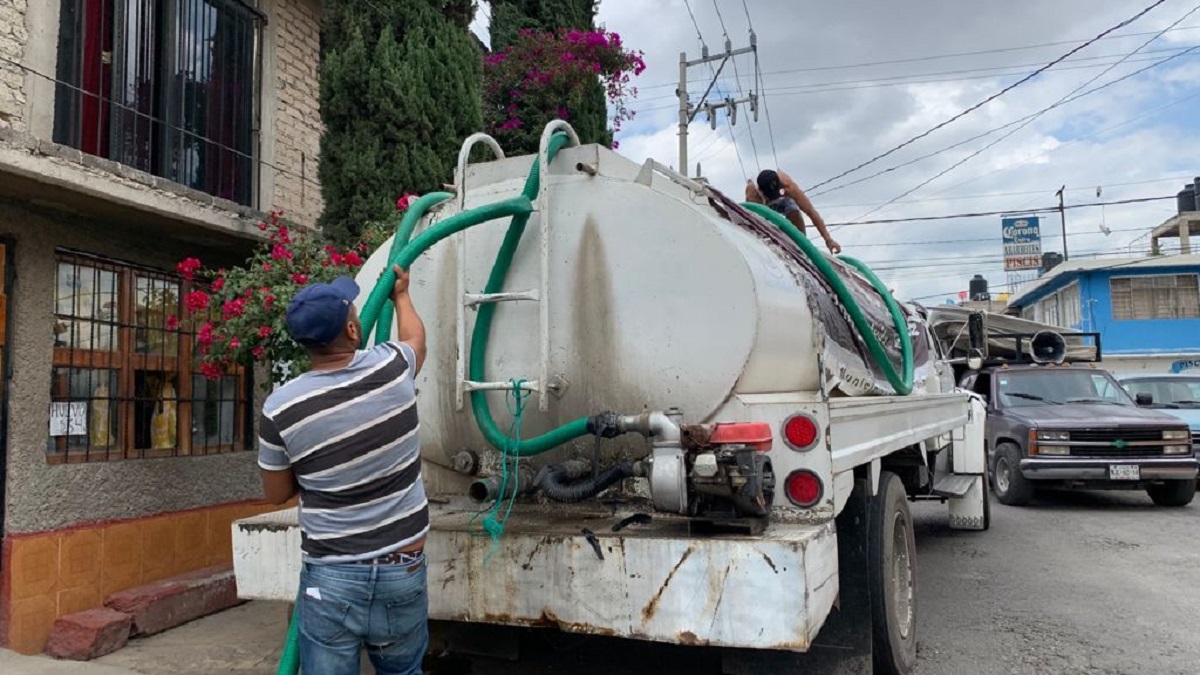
top-left (783, 413), bottom-right (819, 451)
top-left (784, 470), bottom-right (823, 507)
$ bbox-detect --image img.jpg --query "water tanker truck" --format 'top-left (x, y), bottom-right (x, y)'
top-left (234, 122), bottom-right (989, 675)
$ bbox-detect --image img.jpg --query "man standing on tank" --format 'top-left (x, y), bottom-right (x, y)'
top-left (746, 168), bottom-right (842, 254)
top-left (257, 264), bottom-right (429, 675)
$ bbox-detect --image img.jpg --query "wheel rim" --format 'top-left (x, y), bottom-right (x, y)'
top-left (996, 457), bottom-right (1011, 494)
top-left (890, 511), bottom-right (915, 640)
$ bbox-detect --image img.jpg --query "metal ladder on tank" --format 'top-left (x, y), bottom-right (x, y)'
top-left (452, 121), bottom-right (581, 413)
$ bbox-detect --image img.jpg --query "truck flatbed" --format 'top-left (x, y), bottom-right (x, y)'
top-left (234, 499), bottom-right (839, 652)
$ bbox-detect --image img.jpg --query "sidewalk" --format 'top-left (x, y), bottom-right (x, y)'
top-left (1, 601), bottom-right (288, 675)
top-left (0, 650), bottom-right (136, 674)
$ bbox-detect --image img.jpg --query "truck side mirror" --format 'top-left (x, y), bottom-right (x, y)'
top-left (1135, 392), bottom-right (1153, 406)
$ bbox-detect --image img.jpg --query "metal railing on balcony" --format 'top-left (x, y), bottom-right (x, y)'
top-left (52, 0), bottom-right (263, 207)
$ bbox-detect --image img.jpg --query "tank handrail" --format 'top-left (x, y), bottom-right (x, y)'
top-left (635, 158), bottom-right (708, 197)
top-left (455, 133), bottom-right (506, 210)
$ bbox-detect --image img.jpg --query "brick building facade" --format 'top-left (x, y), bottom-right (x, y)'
top-left (0, 0), bottom-right (324, 653)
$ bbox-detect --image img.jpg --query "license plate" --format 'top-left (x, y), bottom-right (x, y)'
top-left (1109, 464), bottom-right (1141, 481)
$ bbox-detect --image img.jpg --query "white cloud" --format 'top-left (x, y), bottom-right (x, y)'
top-left (476, 0), bottom-right (1200, 303)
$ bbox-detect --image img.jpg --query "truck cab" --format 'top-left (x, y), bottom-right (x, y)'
top-left (960, 362), bottom-right (1197, 506)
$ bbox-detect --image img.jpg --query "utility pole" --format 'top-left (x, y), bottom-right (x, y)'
top-left (1056, 185), bottom-right (1068, 261)
top-left (677, 33), bottom-right (758, 176)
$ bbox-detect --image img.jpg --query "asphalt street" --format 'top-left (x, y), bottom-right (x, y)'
top-left (84, 489), bottom-right (1200, 675)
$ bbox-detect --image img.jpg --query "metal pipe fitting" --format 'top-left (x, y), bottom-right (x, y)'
top-left (468, 466), bottom-right (536, 503)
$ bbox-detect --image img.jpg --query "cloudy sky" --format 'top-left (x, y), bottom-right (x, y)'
top-left (473, 0), bottom-right (1200, 304)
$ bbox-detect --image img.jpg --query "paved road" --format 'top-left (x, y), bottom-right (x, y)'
top-left (90, 489), bottom-right (1200, 675)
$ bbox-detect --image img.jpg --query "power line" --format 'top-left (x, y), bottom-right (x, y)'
top-left (840, 7), bottom-right (1200, 225)
top-left (809, 0), bottom-right (1171, 191)
top-left (756, 48), bottom-right (781, 167)
top-left (635, 44), bottom-right (1197, 104)
top-left (849, 226), bottom-right (1151, 249)
top-left (629, 49), bottom-right (1199, 116)
top-left (712, 0), bottom-right (729, 38)
top-left (717, 0), bottom-right (760, 174)
top-left (820, 195), bottom-right (1175, 228)
top-left (921, 86), bottom-right (1200, 200)
top-left (819, 176), bottom-right (1192, 210)
top-left (683, 0), bottom-right (705, 44)
top-left (636, 23), bottom-right (1200, 92)
top-left (812, 49), bottom-right (1198, 200)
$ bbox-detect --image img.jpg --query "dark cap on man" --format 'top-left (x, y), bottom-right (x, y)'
top-left (285, 277), bottom-right (360, 348)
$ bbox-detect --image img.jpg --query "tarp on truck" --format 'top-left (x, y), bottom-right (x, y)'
top-left (710, 191), bottom-right (936, 397)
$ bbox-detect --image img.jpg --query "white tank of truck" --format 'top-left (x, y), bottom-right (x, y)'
top-left (234, 123), bottom-right (987, 675)
top-left (355, 123), bottom-right (946, 495)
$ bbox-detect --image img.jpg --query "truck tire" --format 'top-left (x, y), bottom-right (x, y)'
top-left (1146, 480), bottom-right (1196, 507)
top-left (991, 443), bottom-right (1033, 506)
top-left (869, 472), bottom-right (917, 675)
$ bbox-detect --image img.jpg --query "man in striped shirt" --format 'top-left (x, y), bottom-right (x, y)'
top-left (258, 265), bottom-right (428, 675)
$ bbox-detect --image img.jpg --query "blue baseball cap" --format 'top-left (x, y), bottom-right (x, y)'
top-left (285, 277), bottom-right (360, 347)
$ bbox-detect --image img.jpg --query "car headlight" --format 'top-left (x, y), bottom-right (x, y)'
top-left (1037, 445), bottom-right (1071, 456)
top-left (1164, 445), bottom-right (1192, 455)
top-left (1163, 429), bottom-right (1190, 440)
top-left (1037, 430), bottom-right (1071, 441)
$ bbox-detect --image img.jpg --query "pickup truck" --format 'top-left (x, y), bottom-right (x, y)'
top-left (960, 363), bottom-right (1197, 506)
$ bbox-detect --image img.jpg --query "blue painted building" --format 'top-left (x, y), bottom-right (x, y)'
top-left (1006, 253), bottom-right (1200, 376)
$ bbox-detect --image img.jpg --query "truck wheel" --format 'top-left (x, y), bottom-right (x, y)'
top-left (991, 443), bottom-right (1033, 506)
top-left (869, 472), bottom-right (917, 675)
top-left (1146, 480), bottom-right (1196, 507)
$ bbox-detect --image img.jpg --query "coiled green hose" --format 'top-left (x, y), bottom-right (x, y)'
top-left (740, 201), bottom-right (914, 395)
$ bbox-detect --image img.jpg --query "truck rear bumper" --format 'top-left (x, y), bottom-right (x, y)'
top-left (1019, 457), bottom-right (1200, 481)
top-left (232, 499), bottom-right (838, 652)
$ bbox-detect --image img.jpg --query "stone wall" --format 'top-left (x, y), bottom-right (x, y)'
top-left (0, 0), bottom-right (27, 131)
top-left (265, 0), bottom-right (325, 228)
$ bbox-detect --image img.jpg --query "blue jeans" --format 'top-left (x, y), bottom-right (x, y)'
top-left (297, 556), bottom-right (429, 675)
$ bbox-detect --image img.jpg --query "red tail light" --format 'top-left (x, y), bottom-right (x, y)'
top-left (710, 422), bottom-right (773, 451)
top-left (782, 413), bottom-right (819, 451)
top-left (784, 470), bottom-right (823, 507)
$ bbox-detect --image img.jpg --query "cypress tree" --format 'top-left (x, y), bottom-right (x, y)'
top-left (489, 0), bottom-right (609, 152)
top-left (319, 0), bottom-right (483, 243)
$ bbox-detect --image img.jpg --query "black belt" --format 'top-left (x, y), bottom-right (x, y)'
top-left (351, 548), bottom-right (424, 566)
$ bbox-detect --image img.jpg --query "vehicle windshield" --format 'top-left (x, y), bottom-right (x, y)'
top-left (996, 369), bottom-right (1134, 408)
top-left (1121, 377), bottom-right (1200, 408)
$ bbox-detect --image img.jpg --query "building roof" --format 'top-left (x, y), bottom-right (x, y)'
top-left (1007, 253), bottom-right (1200, 307)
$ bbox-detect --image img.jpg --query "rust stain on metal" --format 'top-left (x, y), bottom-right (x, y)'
top-left (522, 539), bottom-right (545, 571)
top-left (477, 610), bottom-right (617, 637)
top-left (640, 546), bottom-right (695, 622)
top-left (677, 631), bottom-right (704, 646)
top-left (760, 552), bottom-right (779, 574)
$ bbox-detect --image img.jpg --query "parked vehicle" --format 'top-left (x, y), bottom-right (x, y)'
top-left (233, 122), bottom-right (989, 675)
top-left (1120, 373), bottom-right (1200, 457)
top-left (930, 310), bottom-right (1198, 507)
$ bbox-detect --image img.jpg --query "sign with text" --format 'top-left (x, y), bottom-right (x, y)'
top-left (1002, 216), bottom-right (1042, 271)
top-left (49, 401), bottom-right (87, 436)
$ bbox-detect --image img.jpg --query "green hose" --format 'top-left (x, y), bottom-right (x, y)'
top-left (373, 192), bottom-right (455, 344)
top-left (740, 202), bottom-right (914, 395)
top-left (357, 132), bottom-right (592, 456)
top-left (277, 604), bottom-right (300, 675)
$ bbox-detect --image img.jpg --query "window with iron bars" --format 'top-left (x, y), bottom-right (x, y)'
top-left (1110, 274), bottom-right (1200, 321)
top-left (52, 0), bottom-right (263, 206)
top-left (50, 250), bottom-right (252, 462)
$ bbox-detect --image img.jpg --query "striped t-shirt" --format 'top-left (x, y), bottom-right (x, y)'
top-left (257, 341), bottom-right (427, 563)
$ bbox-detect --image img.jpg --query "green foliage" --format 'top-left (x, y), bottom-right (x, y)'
top-left (319, 0), bottom-right (483, 244)
top-left (488, 0), bottom-right (611, 152)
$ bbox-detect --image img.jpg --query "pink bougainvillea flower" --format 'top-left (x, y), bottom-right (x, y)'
top-left (165, 315), bottom-right (179, 331)
top-left (184, 290), bottom-right (211, 313)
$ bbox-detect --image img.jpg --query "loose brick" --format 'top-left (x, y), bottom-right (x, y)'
top-left (104, 565), bottom-right (241, 637)
top-left (44, 608), bottom-right (133, 661)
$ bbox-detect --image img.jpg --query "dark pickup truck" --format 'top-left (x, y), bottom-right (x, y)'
top-left (960, 363), bottom-right (1197, 506)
